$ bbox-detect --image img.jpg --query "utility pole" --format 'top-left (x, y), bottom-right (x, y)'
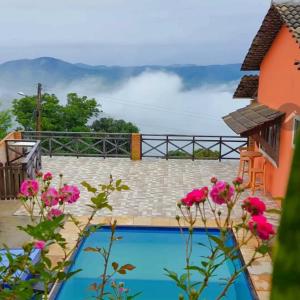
top-left (36, 83), bottom-right (42, 132)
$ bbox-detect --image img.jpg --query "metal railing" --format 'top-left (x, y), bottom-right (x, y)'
top-left (22, 131), bottom-right (132, 158)
top-left (141, 134), bottom-right (248, 161)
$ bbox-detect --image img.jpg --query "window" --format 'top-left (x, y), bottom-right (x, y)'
top-left (256, 121), bottom-right (281, 164)
top-left (293, 116), bottom-right (300, 146)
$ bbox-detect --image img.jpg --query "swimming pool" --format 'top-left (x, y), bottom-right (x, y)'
top-left (53, 226), bottom-right (256, 300)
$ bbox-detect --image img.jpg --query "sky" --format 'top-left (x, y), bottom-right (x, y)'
top-left (0, 0), bottom-right (271, 65)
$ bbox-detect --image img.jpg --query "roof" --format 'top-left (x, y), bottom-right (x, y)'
top-left (242, 2), bottom-right (300, 71)
top-left (223, 103), bottom-right (285, 136)
top-left (233, 75), bottom-right (259, 99)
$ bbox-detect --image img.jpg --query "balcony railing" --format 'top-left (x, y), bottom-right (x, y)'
top-left (141, 134), bottom-right (248, 161)
top-left (22, 131), bottom-right (132, 158)
top-left (22, 131), bottom-right (248, 161)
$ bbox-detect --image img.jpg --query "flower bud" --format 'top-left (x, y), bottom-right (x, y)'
top-left (210, 176), bottom-right (218, 184)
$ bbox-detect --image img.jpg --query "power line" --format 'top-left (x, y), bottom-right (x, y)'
top-left (99, 95), bottom-right (223, 121)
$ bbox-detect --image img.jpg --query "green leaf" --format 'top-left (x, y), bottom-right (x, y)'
top-left (127, 292), bottom-right (143, 299)
top-left (84, 247), bottom-right (99, 253)
top-left (81, 181), bottom-right (97, 193)
top-left (209, 235), bottom-right (231, 255)
top-left (186, 265), bottom-right (206, 276)
top-left (256, 244), bottom-right (270, 255)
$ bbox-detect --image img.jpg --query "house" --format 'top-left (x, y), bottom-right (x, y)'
top-left (223, 2), bottom-right (300, 198)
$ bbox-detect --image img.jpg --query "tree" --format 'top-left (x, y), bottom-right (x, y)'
top-left (91, 117), bottom-right (139, 133)
top-left (12, 93), bottom-right (100, 132)
top-left (62, 93), bottom-right (100, 132)
top-left (0, 104), bottom-right (12, 139)
top-left (168, 148), bottom-right (220, 159)
top-left (12, 94), bottom-right (63, 131)
top-left (271, 132), bottom-right (300, 299)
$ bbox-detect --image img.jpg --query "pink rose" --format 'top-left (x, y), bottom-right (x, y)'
top-left (41, 187), bottom-right (59, 207)
top-left (181, 196), bottom-right (194, 207)
top-left (43, 172), bottom-right (53, 181)
top-left (20, 179), bottom-right (39, 197)
top-left (248, 215), bottom-right (275, 240)
top-left (181, 187), bottom-right (208, 207)
top-left (60, 185), bottom-right (80, 204)
top-left (34, 240), bottom-right (46, 250)
top-left (210, 181), bottom-right (234, 205)
top-left (242, 197), bottom-right (266, 216)
top-left (47, 208), bottom-right (63, 220)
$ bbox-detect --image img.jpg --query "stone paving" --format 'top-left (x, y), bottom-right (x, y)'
top-left (15, 156), bottom-right (279, 220)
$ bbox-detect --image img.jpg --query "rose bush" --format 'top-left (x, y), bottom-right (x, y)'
top-left (166, 176), bottom-right (277, 300)
top-left (0, 172), bottom-right (135, 300)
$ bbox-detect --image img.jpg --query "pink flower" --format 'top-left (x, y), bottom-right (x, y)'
top-left (60, 185), bottom-right (80, 204)
top-left (34, 240), bottom-right (46, 250)
top-left (248, 215), bottom-right (275, 240)
top-left (210, 181), bottom-right (234, 205)
top-left (181, 196), bottom-right (194, 207)
top-left (20, 180), bottom-right (39, 197)
top-left (233, 177), bottom-right (243, 185)
top-left (43, 172), bottom-right (53, 181)
top-left (41, 187), bottom-right (59, 207)
top-left (47, 208), bottom-right (63, 220)
top-left (181, 187), bottom-right (208, 207)
top-left (242, 197), bottom-right (266, 216)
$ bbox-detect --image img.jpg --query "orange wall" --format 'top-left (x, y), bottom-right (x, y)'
top-left (258, 25), bottom-right (300, 197)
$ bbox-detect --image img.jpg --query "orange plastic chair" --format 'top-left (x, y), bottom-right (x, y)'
top-left (250, 158), bottom-right (267, 195)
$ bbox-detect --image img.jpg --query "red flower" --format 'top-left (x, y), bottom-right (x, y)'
top-left (43, 172), bottom-right (53, 181)
top-left (242, 197), bottom-right (266, 216)
top-left (181, 187), bottom-right (208, 207)
top-left (233, 177), bottom-right (243, 185)
top-left (248, 215), bottom-right (275, 240)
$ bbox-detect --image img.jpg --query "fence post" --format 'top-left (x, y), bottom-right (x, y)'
top-left (219, 136), bottom-right (222, 162)
top-left (131, 133), bottom-right (141, 160)
top-left (166, 135), bottom-right (169, 160)
top-left (192, 136), bottom-right (195, 161)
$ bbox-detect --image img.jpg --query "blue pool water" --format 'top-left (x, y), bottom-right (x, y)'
top-left (54, 227), bottom-right (255, 300)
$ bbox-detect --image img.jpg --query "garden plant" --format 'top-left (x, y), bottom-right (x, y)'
top-left (0, 172), bottom-right (135, 300)
top-left (165, 176), bottom-right (277, 300)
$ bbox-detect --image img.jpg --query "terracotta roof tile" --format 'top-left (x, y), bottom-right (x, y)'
top-left (242, 2), bottom-right (300, 71)
top-left (223, 103), bottom-right (285, 136)
top-left (233, 75), bottom-right (259, 99)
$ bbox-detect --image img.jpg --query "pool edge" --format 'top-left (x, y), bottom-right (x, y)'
top-left (49, 224), bottom-right (262, 300)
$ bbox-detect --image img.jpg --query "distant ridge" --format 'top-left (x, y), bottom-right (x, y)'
top-left (0, 57), bottom-right (245, 101)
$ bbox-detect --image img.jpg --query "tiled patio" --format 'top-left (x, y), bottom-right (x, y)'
top-left (16, 156), bottom-right (278, 219)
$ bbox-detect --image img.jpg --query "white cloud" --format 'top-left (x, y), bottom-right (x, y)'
top-left (53, 71), bottom-right (248, 135)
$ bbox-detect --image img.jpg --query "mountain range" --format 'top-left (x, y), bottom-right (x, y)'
top-left (0, 57), bottom-right (245, 102)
